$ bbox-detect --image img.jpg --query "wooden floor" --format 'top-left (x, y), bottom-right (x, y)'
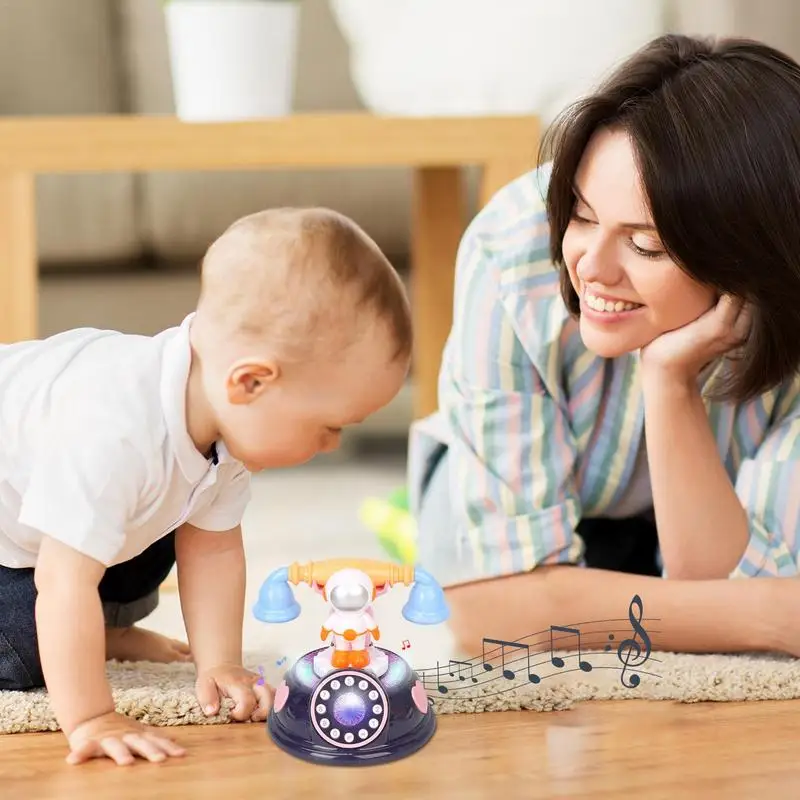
top-left (3, 700), bottom-right (797, 799)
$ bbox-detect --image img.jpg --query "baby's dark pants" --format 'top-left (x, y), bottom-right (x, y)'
top-left (0, 531), bottom-right (176, 690)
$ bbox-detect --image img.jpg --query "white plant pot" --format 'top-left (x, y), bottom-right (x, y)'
top-left (164, 0), bottom-right (300, 121)
top-left (329, 0), bottom-right (666, 122)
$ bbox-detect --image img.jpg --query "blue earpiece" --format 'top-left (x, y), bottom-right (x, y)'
top-left (401, 566), bottom-right (450, 625)
top-left (252, 566), bottom-right (301, 623)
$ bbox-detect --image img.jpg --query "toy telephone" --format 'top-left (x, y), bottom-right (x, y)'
top-left (252, 557), bottom-right (449, 766)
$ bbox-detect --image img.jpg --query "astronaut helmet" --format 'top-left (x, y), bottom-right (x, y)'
top-left (326, 568), bottom-right (373, 613)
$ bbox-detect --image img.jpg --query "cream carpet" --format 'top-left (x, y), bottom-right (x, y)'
top-left (3, 649), bottom-right (800, 734)
top-left (4, 466), bottom-right (799, 734)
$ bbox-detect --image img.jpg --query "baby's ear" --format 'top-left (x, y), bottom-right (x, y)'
top-left (226, 360), bottom-right (278, 404)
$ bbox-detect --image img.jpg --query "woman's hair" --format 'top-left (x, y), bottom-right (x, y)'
top-left (539, 33), bottom-right (800, 402)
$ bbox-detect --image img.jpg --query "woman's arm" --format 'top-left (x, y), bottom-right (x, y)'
top-left (445, 563), bottom-right (795, 661)
top-left (641, 368), bottom-right (749, 579)
top-left (639, 297), bottom-right (800, 580)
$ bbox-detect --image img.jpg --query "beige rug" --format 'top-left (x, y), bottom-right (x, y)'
top-left (3, 649), bottom-right (800, 734)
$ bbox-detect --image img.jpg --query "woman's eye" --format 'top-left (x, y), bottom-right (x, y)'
top-left (629, 239), bottom-right (665, 259)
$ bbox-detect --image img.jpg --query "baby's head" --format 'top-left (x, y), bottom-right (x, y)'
top-left (191, 207), bottom-right (412, 471)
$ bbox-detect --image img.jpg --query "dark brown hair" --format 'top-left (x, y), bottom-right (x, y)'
top-left (539, 33), bottom-right (800, 402)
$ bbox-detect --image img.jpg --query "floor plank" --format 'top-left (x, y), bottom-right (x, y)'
top-left (3, 700), bottom-right (799, 799)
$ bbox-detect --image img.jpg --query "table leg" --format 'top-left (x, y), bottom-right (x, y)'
top-left (0, 172), bottom-right (37, 343)
top-left (410, 167), bottom-right (465, 420)
top-left (479, 158), bottom-right (534, 208)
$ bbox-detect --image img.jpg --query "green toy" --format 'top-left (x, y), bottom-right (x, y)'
top-left (359, 487), bottom-right (417, 565)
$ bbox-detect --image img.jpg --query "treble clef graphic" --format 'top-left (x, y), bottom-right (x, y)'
top-left (616, 594), bottom-right (651, 688)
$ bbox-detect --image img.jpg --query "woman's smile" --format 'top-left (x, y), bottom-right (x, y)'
top-left (579, 284), bottom-right (645, 326)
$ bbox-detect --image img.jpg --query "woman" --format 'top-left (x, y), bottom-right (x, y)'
top-left (396, 34), bottom-right (800, 659)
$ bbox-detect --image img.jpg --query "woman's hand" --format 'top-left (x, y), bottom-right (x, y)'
top-left (639, 294), bottom-right (751, 385)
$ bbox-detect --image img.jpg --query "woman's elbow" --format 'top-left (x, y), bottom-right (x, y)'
top-left (442, 567), bottom-right (564, 655)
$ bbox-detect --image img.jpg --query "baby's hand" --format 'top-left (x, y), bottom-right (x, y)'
top-left (196, 664), bottom-right (273, 723)
top-left (67, 711), bottom-right (186, 766)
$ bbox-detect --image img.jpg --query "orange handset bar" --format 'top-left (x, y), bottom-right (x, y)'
top-left (286, 558), bottom-right (415, 588)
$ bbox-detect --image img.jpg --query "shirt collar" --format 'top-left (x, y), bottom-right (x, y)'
top-left (160, 313), bottom-right (227, 482)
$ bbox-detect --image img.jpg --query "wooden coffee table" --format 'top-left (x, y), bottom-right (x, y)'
top-left (0, 113), bottom-right (539, 419)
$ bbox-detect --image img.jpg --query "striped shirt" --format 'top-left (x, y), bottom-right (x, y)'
top-left (408, 164), bottom-right (800, 584)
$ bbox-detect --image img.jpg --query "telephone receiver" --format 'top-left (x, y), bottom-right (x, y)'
top-left (252, 558), bottom-right (449, 626)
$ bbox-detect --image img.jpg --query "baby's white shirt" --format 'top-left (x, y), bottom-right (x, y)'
top-left (0, 313), bottom-right (251, 569)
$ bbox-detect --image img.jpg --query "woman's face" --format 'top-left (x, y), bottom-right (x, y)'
top-left (561, 127), bottom-right (716, 358)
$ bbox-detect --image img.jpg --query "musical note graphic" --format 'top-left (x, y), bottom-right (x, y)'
top-left (616, 594), bottom-right (652, 688)
top-left (482, 638), bottom-right (541, 683)
top-left (414, 595), bottom-right (659, 703)
top-left (549, 626), bottom-right (592, 672)
top-left (434, 662), bottom-right (448, 694)
top-left (402, 639), bottom-right (411, 650)
top-left (448, 659), bottom-right (478, 684)
top-left (419, 663), bottom-right (449, 695)
top-left (275, 656), bottom-right (287, 667)
top-left (256, 665), bottom-right (266, 686)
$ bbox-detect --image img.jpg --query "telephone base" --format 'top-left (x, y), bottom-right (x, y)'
top-left (268, 646), bottom-right (436, 766)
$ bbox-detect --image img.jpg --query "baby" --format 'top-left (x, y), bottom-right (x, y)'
top-left (0, 207), bottom-right (412, 766)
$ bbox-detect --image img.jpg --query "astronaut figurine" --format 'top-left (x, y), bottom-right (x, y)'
top-left (312, 567), bottom-right (390, 678)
